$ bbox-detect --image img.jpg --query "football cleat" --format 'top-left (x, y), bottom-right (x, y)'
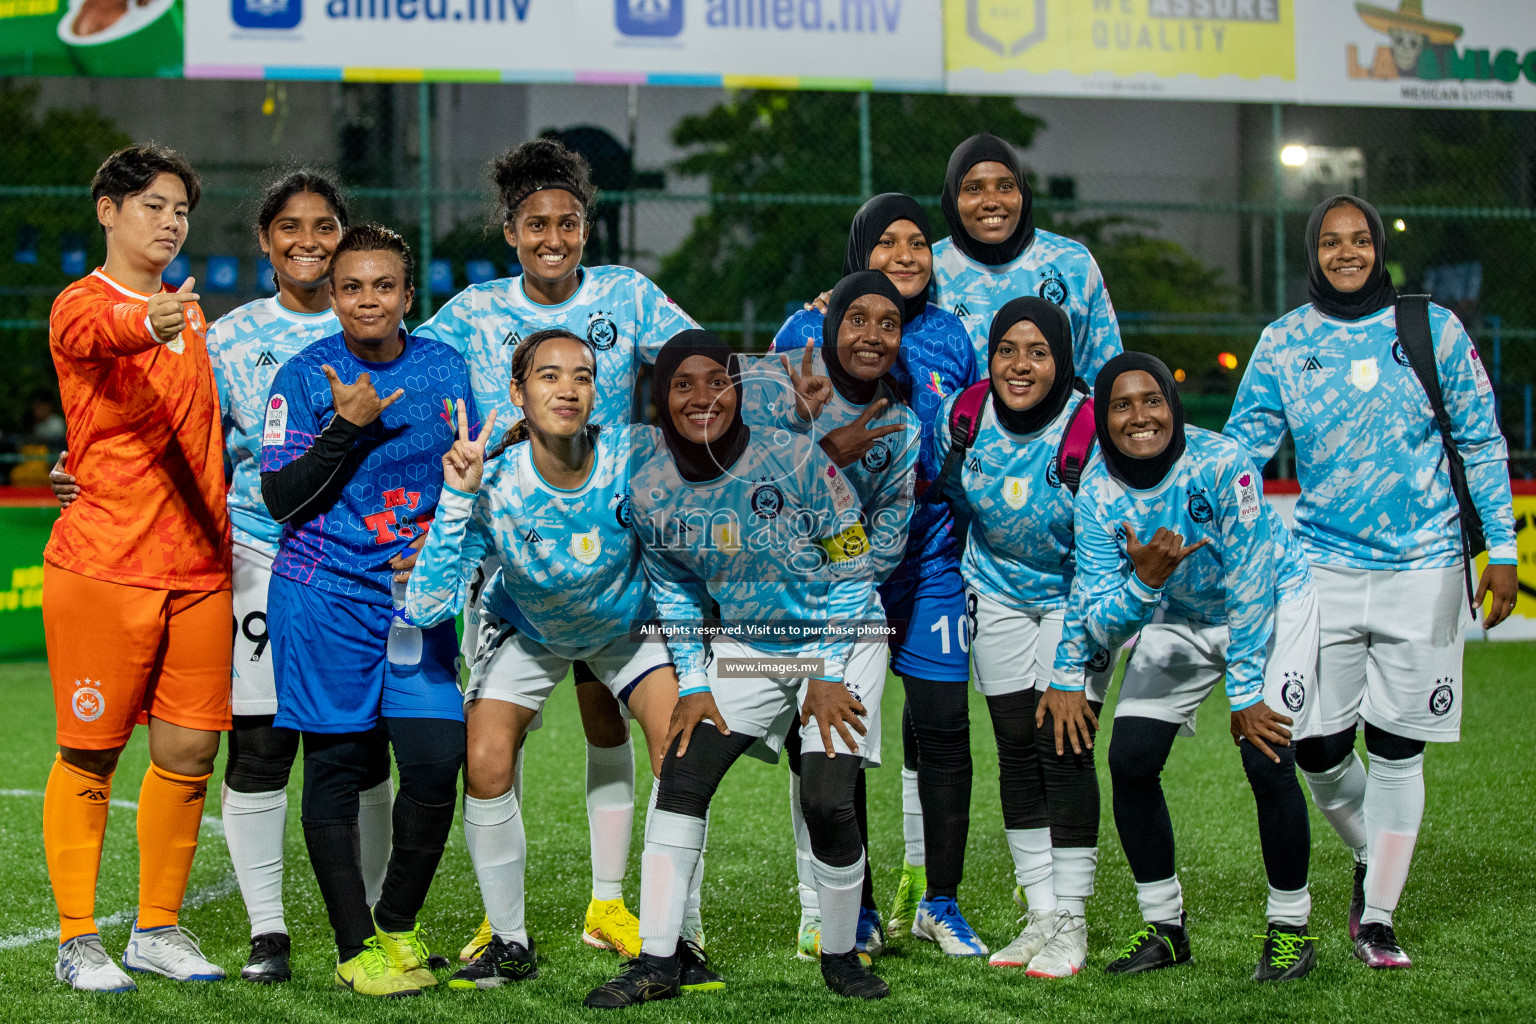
top-left (56, 934), bottom-right (136, 993)
top-left (990, 908), bottom-right (1062, 967)
top-left (855, 906), bottom-right (885, 959)
top-left (372, 917), bottom-right (439, 987)
top-left (1349, 861), bottom-right (1368, 940)
top-left (820, 949), bottom-right (889, 1000)
top-left (1354, 921), bottom-right (1411, 969)
top-left (1104, 914), bottom-right (1191, 975)
top-left (241, 931), bottom-right (291, 983)
top-left (123, 924), bottom-right (225, 981)
top-left (583, 897), bottom-right (642, 959)
top-left (334, 937), bottom-right (421, 998)
top-left (912, 896), bottom-right (989, 956)
top-left (678, 938), bottom-right (725, 992)
top-left (1253, 924), bottom-right (1317, 982)
top-left (460, 916), bottom-right (493, 962)
top-left (447, 935), bottom-right (537, 989)
top-left (1027, 913), bottom-right (1088, 978)
top-left (796, 914), bottom-right (822, 962)
top-left (583, 953), bottom-right (681, 1009)
top-left (888, 862), bottom-right (925, 936)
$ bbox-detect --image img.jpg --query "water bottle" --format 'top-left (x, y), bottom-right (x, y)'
top-left (387, 577), bottom-right (422, 666)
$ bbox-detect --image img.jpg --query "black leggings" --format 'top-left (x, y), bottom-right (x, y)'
top-left (901, 676), bottom-right (971, 899)
top-left (301, 717), bottom-right (465, 959)
top-left (986, 690), bottom-right (1103, 848)
top-left (1296, 722), bottom-right (1426, 772)
top-left (785, 728), bottom-right (876, 906)
top-left (226, 714), bottom-right (393, 795)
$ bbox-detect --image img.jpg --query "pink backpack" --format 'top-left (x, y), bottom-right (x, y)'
top-left (931, 383), bottom-right (1097, 508)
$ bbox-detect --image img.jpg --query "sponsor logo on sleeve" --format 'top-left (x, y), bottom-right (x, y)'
top-left (823, 464), bottom-right (856, 513)
top-left (1234, 471), bottom-right (1261, 523)
top-left (262, 395), bottom-right (288, 446)
top-left (821, 523), bottom-right (870, 563)
top-left (1470, 348), bottom-right (1493, 395)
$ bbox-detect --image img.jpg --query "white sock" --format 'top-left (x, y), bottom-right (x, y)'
top-left (638, 809), bottom-right (706, 958)
top-left (513, 744), bottom-right (525, 805)
top-left (358, 777), bottom-right (393, 908)
top-left (586, 739), bottom-right (636, 902)
top-left (1267, 884), bottom-right (1312, 928)
top-left (813, 853), bottom-right (865, 956)
top-left (683, 809), bottom-right (709, 940)
top-left (1361, 752), bottom-right (1425, 927)
top-left (1006, 827), bottom-right (1056, 913)
top-left (1135, 875), bottom-right (1183, 928)
top-left (789, 772), bottom-right (819, 916)
top-left (1303, 752), bottom-right (1370, 863)
top-left (221, 784), bottom-right (288, 937)
top-left (1051, 845), bottom-right (1098, 918)
top-left (463, 789), bottom-right (528, 946)
top-left (901, 767), bottom-right (925, 867)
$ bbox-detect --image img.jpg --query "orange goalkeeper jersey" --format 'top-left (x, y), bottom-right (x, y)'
top-left (45, 270), bottom-right (231, 591)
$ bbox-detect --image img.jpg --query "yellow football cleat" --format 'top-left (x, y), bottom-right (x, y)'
top-left (583, 897), bottom-right (642, 958)
top-left (372, 917), bottom-right (439, 988)
top-left (460, 916), bottom-right (494, 963)
top-left (334, 937), bottom-right (422, 998)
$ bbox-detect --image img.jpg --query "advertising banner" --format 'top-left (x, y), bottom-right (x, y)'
top-left (0, 0), bottom-right (183, 77)
top-left (184, 0), bottom-right (944, 91)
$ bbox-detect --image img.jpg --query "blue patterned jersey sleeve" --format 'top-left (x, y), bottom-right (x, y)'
top-left (639, 539), bottom-right (712, 695)
top-left (1224, 326), bottom-right (1289, 465)
top-left (1434, 309), bottom-right (1517, 562)
top-left (406, 483), bottom-right (492, 627)
top-left (634, 272), bottom-right (700, 366)
top-left (1072, 478), bottom-right (1162, 652)
top-left (1211, 457), bottom-right (1276, 710)
top-left (866, 428), bottom-right (920, 584)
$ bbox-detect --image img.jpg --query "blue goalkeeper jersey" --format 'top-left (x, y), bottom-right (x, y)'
top-left (1224, 300), bottom-right (1516, 570)
top-left (207, 297), bottom-right (339, 555)
top-left (415, 265), bottom-right (697, 429)
top-left (770, 303), bottom-right (978, 585)
top-left (406, 423), bottom-right (659, 648)
top-left (261, 332), bottom-right (476, 607)
top-left (931, 229), bottom-right (1121, 387)
top-left (631, 433), bottom-right (876, 696)
top-left (1073, 427), bottom-right (1311, 711)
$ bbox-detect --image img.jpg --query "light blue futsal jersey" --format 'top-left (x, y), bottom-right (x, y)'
top-left (415, 265), bottom-right (698, 429)
top-left (1072, 428), bottom-right (1311, 710)
top-left (406, 423), bottom-right (660, 649)
top-left (631, 434), bottom-right (876, 696)
top-left (1224, 301), bottom-right (1516, 570)
top-left (931, 229), bottom-right (1121, 387)
top-left (207, 297), bottom-right (339, 554)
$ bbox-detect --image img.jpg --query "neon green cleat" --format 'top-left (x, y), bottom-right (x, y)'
top-left (459, 916), bottom-right (493, 963)
top-left (334, 937), bottom-right (421, 998)
top-left (797, 914), bottom-right (822, 962)
top-left (888, 862), bottom-right (926, 937)
top-left (583, 897), bottom-right (641, 959)
top-left (372, 916), bottom-right (439, 988)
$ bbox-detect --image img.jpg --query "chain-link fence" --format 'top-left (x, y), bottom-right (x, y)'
top-left (4, 79), bottom-right (1535, 482)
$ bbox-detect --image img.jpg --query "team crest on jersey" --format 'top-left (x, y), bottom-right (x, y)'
top-left (1349, 357), bottom-right (1379, 392)
top-left (614, 493), bottom-right (634, 529)
top-left (569, 527), bottom-right (602, 565)
top-left (1281, 671), bottom-right (1306, 712)
top-left (1036, 266), bottom-right (1068, 306)
top-left (587, 314), bottom-right (618, 351)
top-left (1001, 476), bottom-right (1029, 510)
top-left (750, 483), bottom-right (784, 519)
top-left (71, 679), bottom-right (105, 723)
top-left (1187, 488), bottom-right (1214, 524)
top-left (1233, 472), bottom-right (1261, 523)
top-left (1390, 341), bottom-right (1411, 368)
top-left (263, 395), bottom-right (288, 446)
top-left (1087, 646), bottom-right (1112, 673)
top-left (1429, 680), bottom-right (1455, 716)
top-left (861, 440), bottom-right (891, 473)
top-left (1045, 457), bottom-right (1062, 489)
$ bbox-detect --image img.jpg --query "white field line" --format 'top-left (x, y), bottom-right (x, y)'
top-left (0, 789), bottom-right (236, 950)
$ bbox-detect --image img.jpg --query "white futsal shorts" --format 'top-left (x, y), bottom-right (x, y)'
top-left (231, 539), bottom-right (278, 716)
top-left (708, 638), bottom-right (888, 767)
top-left (464, 606), bottom-right (673, 728)
top-left (1311, 562), bottom-right (1472, 743)
top-left (966, 588), bottom-right (1117, 704)
top-left (1113, 587), bottom-right (1322, 740)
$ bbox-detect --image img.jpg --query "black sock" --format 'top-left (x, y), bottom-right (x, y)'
top-left (373, 792), bottom-right (456, 933)
top-left (855, 769), bottom-right (876, 911)
top-left (1242, 740), bottom-right (1311, 894)
top-left (904, 675), bottom-right (972, 899)
top-left (1107, 717), bottom-right (1180, 884)
top-left (1037, 699), bottom-right (1102, 847)
top-left (986, 689), bottom-right (1047, 831)
top-left (302, 817), bottom-right (372, 961)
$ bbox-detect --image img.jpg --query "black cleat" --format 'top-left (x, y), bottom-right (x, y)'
top-left (427, 952), bottom-right (452, 970)
top-left (1252, 924), bottom-right (1317, 982)
top-left (820, 949), bottom-right (889, 1000)
top-left (241, 932), bottom-right (291, 984)
top-left (1104, 914), bottom-right (1192, 975)
top-left (677, 939), bottom-right (724, 992)
top-left (583, 953), bottom-right (681, 1009)
top-left (1354, 921), bottom-right (1411, 969)
top-left (447, 935), bottom-right (537, 989)
top-left (1349, 861), bottom-right (1367, 940)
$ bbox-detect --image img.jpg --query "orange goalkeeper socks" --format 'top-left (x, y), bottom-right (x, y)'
top-left (136, 763), bottom-right (210, 930)
top-left (43, 754), bottom-right (112, 943)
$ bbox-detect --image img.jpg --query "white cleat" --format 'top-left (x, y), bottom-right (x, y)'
top-left (989, 908), bottom-right (1062, 967)
top-left (56, 934), bottom-right (136, 992)
top-left (124, 925), bottom-right (226, 981)
top-left (1026, 912), bottom-right (1087, 978)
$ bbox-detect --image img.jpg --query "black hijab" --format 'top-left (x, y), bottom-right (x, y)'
top-left (843, 192), bottom-right (932, 324)
top-left (987, 296), bottom-right (1075, 436)
top-left (651, 329), bottom-right (750, 483)
top-left (1305, 194), bottom-right (1397, 321)
top-left (1093, 352), bottom-right (1186, 491)
top-left (940, 133), bottom-right (1035, 267)
top-left (821, 270), bottom-right (905, 407)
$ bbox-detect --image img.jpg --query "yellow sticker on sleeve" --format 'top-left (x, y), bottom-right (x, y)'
top-left (820, 523), bottom-right (870, 563)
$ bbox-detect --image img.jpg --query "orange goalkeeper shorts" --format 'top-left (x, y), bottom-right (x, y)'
top-left (44, 564), bottom-right (232, 749)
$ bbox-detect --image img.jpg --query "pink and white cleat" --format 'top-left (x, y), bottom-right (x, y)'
top-left (1354, 922), bottom-right (1411, 969)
